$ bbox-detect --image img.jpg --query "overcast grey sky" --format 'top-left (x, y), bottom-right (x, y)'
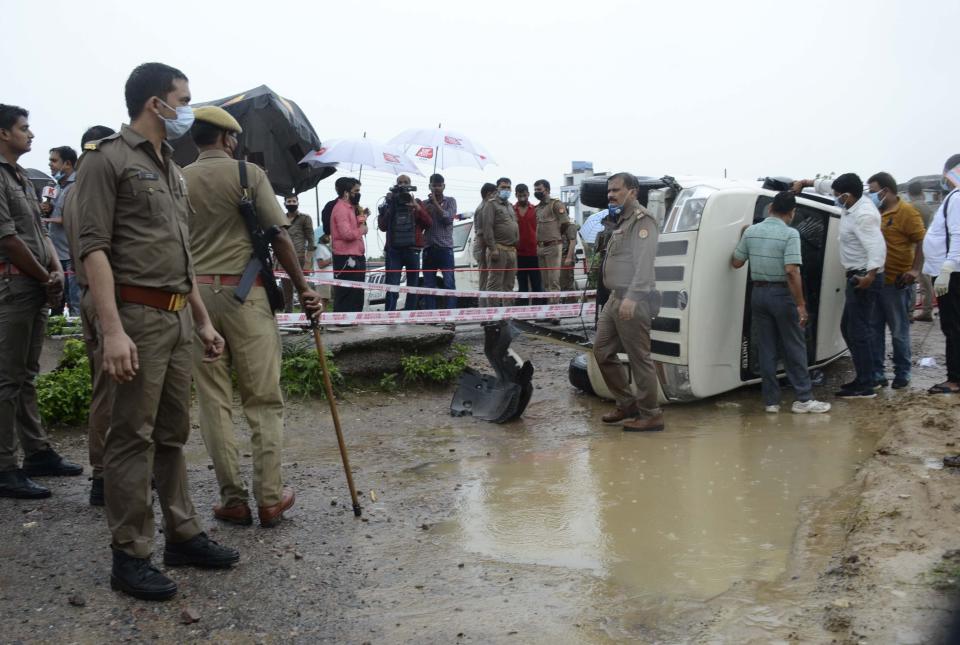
top-left (5, 0), bottom-right (956, 219)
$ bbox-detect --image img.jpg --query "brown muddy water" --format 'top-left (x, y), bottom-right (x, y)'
top-left (432, 390), bottom-right (876, 604)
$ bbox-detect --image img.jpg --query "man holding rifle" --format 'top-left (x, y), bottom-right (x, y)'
top-left (183, 106), bottom-right (322, 528)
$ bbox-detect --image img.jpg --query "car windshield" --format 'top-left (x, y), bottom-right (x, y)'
top-left (453, 221), bottom-right (472, 251)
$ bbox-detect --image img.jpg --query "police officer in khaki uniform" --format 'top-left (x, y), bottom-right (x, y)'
top-left (76, 63), bottom-right (239, 601)
top-left (533, 179), bottom-right (574, 297)
top-left (0, 104), bottom-right (82, 500)
top-left (281, 194), bottom-right (315, 312)
top-left (593, 172), bottom-right (664, 432)
top-left (482, 177), bottom-right (519, 307)
top-left (63, 125), bottom-right (117, 506)
top-left (472, 182), bottom-right (497, 306)
top-left (559, 220), bottom-right (580, 297)
top-left (183, 106), bottom-right (322, 528)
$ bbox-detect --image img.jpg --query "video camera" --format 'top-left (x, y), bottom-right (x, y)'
top-left (388, 184), bottom-right (418, 204)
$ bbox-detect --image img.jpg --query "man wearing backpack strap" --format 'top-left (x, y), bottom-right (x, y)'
top-left (923, 154), bottom-right (960, 394)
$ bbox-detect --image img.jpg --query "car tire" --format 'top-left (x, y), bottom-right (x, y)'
top-left (568, 353), bottom-right (595, 395)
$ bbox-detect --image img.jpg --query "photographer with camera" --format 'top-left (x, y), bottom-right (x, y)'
top-left (377, 174), bottom-right (432, 311)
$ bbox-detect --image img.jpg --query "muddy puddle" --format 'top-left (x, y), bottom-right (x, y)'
top-left (430, 389), bottom-right (877, 605)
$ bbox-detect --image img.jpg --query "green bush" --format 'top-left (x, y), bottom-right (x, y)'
top-left (378, 373), bottom-right (399, 393)
top-left (37, 339), bottom-right (92, 427)
top-left (46, 315), bottom-right (81, 336)
top-left (400, 344), bottom-right (469, 385)
top-left (280, 347), bottom-right (342, 399)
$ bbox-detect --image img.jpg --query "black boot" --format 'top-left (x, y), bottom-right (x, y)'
top-left (0, 469), bottom-right (51, 499)
top-left (89, 477), bottom-right (104, 506)
top-left (110, 549), bottom-right (177, 601)
top-left (163, 532), bottom-right (240, 569)
top-left (22, 449), bottom-right (83, 477)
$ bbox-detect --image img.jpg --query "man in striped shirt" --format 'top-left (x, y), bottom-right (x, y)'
top-left (732, 191), bottom-right (831, 414)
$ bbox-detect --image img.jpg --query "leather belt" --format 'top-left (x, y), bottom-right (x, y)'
top-left (752, 281), bottom-right (787, 287)
top-left (118, 285), bottom-right (188, 312)
top-left (0, 262), bottom-right (24, 275)
top-left (537, 240), bottom-right (562, 247)
top-left (196, 274), bottom-right (262, 286)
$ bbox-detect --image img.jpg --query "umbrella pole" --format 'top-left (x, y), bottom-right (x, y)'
top-left (311, 319), bottom-right (362, 517)
top-left (314, 186), bottom-right (320, 229)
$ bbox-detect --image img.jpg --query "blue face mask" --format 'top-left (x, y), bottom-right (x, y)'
top-left (608, 203), bottom-right (624, 217)
top-left (157, 100), bottom-right (194, 140)
top-left (834, 196), bottom-right (847, 209)
top-left (52, 171), bottom-right (63, 181)
top-left (498, 189), bottom-right (511, 201)
top-left (943, 178), bottom-right (953, 192)
top-left (868, 191), bottom-right (883, 209)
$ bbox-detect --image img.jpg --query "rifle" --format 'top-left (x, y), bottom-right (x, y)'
top-left (235, 161), bottom-right (285, 312)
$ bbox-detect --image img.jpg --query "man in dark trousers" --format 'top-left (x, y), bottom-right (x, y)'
top-left (0, 104), bottom-right (81, 499)
top-left (378, 174), bottom-right (431, 311)
top-left (76, 62), bottom-right (239, 601)
top-left (732, 191), bottom-right (831, 414)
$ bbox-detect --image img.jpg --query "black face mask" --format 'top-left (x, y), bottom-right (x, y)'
top-left (285, 205), bottom-right (298, 213)
top-left (350, 193), bottom-right (361, 205)
top-left (533, 191), bottom-right (545, 201)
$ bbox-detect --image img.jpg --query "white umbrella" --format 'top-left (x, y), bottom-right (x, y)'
top-left (299, 137), bottom-right (424, 178)
top-left (388, 126), bottom-right (496, 172)
top-left (580, 210), bottom-right (608, 244)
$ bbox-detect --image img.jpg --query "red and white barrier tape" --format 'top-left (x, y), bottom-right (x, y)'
top-left (276, 302), bottom-right (596, 326)
top-left (275, 272), bottom-right (595, 300)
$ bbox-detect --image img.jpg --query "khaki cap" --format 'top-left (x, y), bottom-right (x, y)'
top-left (193, 106), bottom-right (243, 133)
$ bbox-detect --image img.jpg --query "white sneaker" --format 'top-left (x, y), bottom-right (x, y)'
top-left (765, 405), bottom-right (780, 413)
top-left (792, 399), bottom-right (831, 414)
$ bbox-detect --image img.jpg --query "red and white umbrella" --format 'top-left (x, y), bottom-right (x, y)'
top-left (299, 137), bottom-right (424, 178)
top-left (388, 127), bottom-right (496, 171)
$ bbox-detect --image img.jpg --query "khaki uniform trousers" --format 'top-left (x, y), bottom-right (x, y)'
top-left (486, 246), bottom-right (517, 307)
top-left (0, 278), bottom-right (50, 471)
top-left (537, 242), bottom-right (562, 299)
top-left (918, 273), bottom-right (935, 316)
top-left (79, 289), bottom-right (113, 479)
top-left (193, 283), bottom-right (284, 509)
top-left (592, 295), bottom-right (662, 417)
top-left (473, 238), bottom-right (489, 306)
top-left (105, 303), bottom-right (201, 558)
top-left (560, 240), bottom-right (576, 300)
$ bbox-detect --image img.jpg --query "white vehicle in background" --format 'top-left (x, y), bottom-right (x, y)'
top-left (568, 174), bottom-right (849, 403)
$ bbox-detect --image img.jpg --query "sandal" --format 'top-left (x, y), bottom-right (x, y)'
top-left (929, 382), bottom-right (960, 394)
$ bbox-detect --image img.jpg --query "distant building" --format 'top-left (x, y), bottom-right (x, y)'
top-left (560, 161), bottom-right (607, 226)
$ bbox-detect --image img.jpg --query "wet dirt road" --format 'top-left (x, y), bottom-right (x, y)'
top-left (1, 323), bottom-right (954, 643)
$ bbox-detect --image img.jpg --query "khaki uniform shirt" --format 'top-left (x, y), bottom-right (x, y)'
top-left (62, 185), bottom-right (86, 287)
top-left (0, 152), bottom-right (50, 268)
top-left (535, 197), bottom-right (570, 243)
top-left (912, 199), bottom-right (935, 229)
top-left (182, 151), bottom-right (287, 275)
top-left (286, 211), bottom-right (315, 255)
top-left (602, 201), bottom-right (658, 299)
top-left (482, 198), bottom-right (519, 248)
top-left (76, 124), bottom-right (194, 293)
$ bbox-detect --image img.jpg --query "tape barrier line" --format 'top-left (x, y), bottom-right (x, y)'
top-left (275, 272), bottom-right (595, 300)
top-left (60, 302), bottom-right (595, 327)
top-left (276, 302), bottom-right (596, 326)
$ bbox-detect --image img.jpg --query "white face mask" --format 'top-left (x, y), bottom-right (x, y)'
top-left (157, 99), bottom-right (194, 140)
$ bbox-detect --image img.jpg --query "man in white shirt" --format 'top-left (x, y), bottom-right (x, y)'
top-left (923, 154), bottom-right (960, 394)
top-left (793, 173), bottom-right (886, 398)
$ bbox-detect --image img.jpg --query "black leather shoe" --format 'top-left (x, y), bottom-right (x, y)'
top-left (22, 449), bottom-right (83, 477)
top-left (163, 532), bottom-right (239, 569)
top-left (892, 377), bottom-right (910, 390)
top-left (0, 469), bottom-right (51, 499)
top-left (89, 478), bottom-right (105, 506)
top-left (110, 549), bottom-right (177, 601)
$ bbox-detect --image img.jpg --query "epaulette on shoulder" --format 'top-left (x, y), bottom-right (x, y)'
top-left (82, 131), bottom-right (122, 152)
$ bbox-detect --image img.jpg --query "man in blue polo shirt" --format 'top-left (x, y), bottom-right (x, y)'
top-left (732, 191), bottom-right (831, 414)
